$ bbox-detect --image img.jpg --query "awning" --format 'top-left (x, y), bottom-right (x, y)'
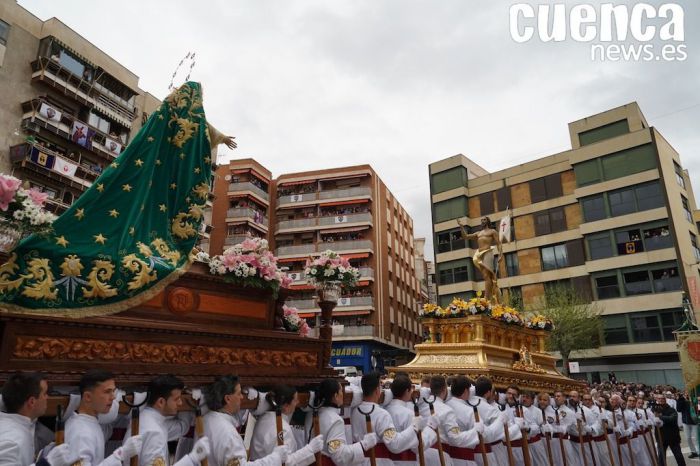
top-left (320, 173), bottom-right (369, 182)
top-left (278, 179), bottom-right (316, 187)
top-left (289, 284), bottom-right (315, 291)
top-left (232, 168), bottom-right (269, 182)
top-left (321, 226), bottom-right (370, 235)
top-left (320, 199), bottom-right (370, 207)
top-left (278, 257), bottom-right (306, 263)
top-left (332, 310), bottom-right (371, 316)
top-left (342, 253), bottom-right (370, 260)
top-left (46, 36), bottom-right (98, 70)
top-left (356, 281), bottom-right (370, 287)
top-left (299, 313), bottom-right (316, 318)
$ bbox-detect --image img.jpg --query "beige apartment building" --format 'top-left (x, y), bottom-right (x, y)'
top-left (210, 160), bottom-right (423, 372)
top-left (0, 1), bottom-right (214, 250)
top-left (429, 103), bottom-right (700, 386)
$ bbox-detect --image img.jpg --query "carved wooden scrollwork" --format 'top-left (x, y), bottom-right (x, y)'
top-left (12, 336), bottom-right (318, 367)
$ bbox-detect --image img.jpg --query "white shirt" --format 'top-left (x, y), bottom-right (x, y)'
top-left (250, 412), bottom-right (316, 466)
top-left (318, 406), bottom-right (364, 466)
top-left (65, 413), bottom-right (119, 466)
top-left (442, 398), bottom-right (480, 448)
top-left (0, 412), bottom-right (35, 466)
top-left (203, 410), bottom-right (281, 466)
top-left (126, 407), bottom-right (194, 466)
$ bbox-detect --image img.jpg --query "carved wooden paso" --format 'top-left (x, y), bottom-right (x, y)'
top-left (0, 262), bottom-right (337, 386)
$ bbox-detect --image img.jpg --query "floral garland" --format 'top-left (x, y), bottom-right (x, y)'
top-left (420, 295), bottom-right (552, 330)
top-left (305, 250), bottom-right (359, 287)
top-left (196, 237), bottom-right (291, 298)
top-left (0, 173), bottom-right (56, 235)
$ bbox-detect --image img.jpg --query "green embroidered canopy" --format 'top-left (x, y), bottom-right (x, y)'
top-left (0, 82), bottom-right (213, 317)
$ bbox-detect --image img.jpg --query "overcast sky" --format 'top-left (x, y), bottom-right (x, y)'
top-left (17, 0), bottom-right (700, 259)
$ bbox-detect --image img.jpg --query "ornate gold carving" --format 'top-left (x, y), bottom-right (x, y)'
top-left (414, 354), bottom-right (478, 367)
top-left (12, 336), bottom-right (318, 367)
top-left (512, 345), bottom-right (545, 373)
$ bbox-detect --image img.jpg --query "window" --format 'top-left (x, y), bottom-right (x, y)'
top-left (609, 187), bottom-right (636, 217)
top-left (529, 178), bottom-right (546, 203)
top-left (88, 111), bottom-right (111, 134)
top-left (436, 228), bottom-right (466, 253)
top-left (437, 259), bottom-right (469, 285)
top-left (673, 161), bottom-right (686, 189)
top-left (439, 292), bottom-right (475, 307)
top-left (505, 286), bottom-right (522, 308)
top-left (595, 275), bottom-right (620, 299)
top-left (496, 187), bottom-right (511, 212)
top-left (434, 197), bottom-right (467, 223)
top-left (579, 119), bottom-right (630, 146)
top-left (534, 207), bottom-right (567, 236)
top-left (0, 19), bottom-right (8, 46)
top-left (643, 225), bottom-right (672, 251)
top-left (431, 167), bottom-right (466, 194)
top-left (630, 313), bottom-right (662, 342)
top-left (660, 310), bottom-right (685, 340)
top-left (587, 232), bottom-right (613, 260)
top-left (603, 315), bottom-right (630, 344)
top-left (534, 211), bottom-right (551, 236)
top-left (574, 160), bottom-right (601, 187)
top-left (615, 228), bottom-right (644, 255)
top-left (479, 192), bottom-right (494, 216)
top-left (581, 194), bottom-right (606, 222)
top-left (651, 267), bottom-right (681, 293)
top-left (623, 270), bottom-right (652, 295)
top-left (691, 233), bottom-right (700, 261)
top-left (529, 174), bottom-right (562, 203)
top-left (541, 244), bottom-right (569, 271)
top-left (635, 182), bottom-right (664, 211)
top-left (505, 253), bottom-right (519, 276)
top-left (681, 195), bottom-right (692, 222)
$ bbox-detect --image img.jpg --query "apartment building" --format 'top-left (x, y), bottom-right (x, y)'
top-left (414, 238), bottom-right (437, 307)
top-left (211, 161), bottom-right (423, 373)
top-left (0, 2), bottom-right (214, 251)
top-left (429, 102), bottom-right (700, 386)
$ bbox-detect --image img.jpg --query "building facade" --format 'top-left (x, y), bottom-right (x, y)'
top-left (429, 103), bottom-right (700, 386)
top-left (0, 2), bottom-right (214, 251)
top-left (211, 161), bottom-right (424, 373)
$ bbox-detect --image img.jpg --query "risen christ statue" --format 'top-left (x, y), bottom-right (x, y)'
top-left (457, 216), bottom-right (504, 304)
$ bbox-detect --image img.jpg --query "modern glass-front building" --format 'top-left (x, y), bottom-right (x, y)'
top-left (428, 103), bottom-right (700, 386)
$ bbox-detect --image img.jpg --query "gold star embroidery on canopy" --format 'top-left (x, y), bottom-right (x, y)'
top-left (94, 233), bottom-right (107, 245)
top-left (158, 114), bottom-right (164, 120)
top-left (194, 167), bottom-right (201, 174)
top-left (147, 136), bottom-right (154, 142)
top-left (108, 209), bottom-right (119, 218)
top-left (55, 236), bottom-right (69, 247)
top-left (185, 197), bottom-right (191, 203)
top-left (155, 159), bottom-right (162, 166)
top-left (129, 226), bottom-right (135, 235)
top-left (170, 183), bottom-right (177, 190)
top-left (122, 184), bottom-right (132, 192)
top-left (96, 183), bottom-right (105, 192)
top-left (111, 162), bottom-right (119, 169)
top-left (135, 159), bottom-right (144, 167)
top-left (179, 153), bottom-right (186, 160)
top-left (75, 208), bottom-right (85, 220)
top-left (204, 156), bottom-right (211, 164)
top-left (159, 204), bottom-right (167, 212)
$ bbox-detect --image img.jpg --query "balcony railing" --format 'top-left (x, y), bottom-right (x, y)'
top-left (226, 208), bottom-right (268, 227)
top-left (31, 56), bottom-right (136, 126)
top-left (287, 268), bottom-right (372, 282)
top-left (277, 212), bottom-right (372, 231)
top-left (276, 240), bottom-right (373, 257)
top-left (10, 143), bottom-right (98, 190)
top-left (307, 325), bottom-right (374, 338)
top-left (358, 267), bottom-right (374, 278)
top-left (337, 296), bottom-right (374, 307)
top-left (224, 234), bottom-right (260, 246)
top-left (319, 186), bottom-right (371, 200)
top-left (286, 298), bottom-right (316, 310)
top-left (21, 98), bottom-right (123, 162)
top-left (277, 186), bottom-right (371, 205)
top-left (228, 182), bottom-right (269, 201)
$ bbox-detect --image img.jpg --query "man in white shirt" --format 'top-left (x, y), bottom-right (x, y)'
top-left (444, 376), bottom-right (485, 466)
top-left (468, 377), bottom-right (514, 466)
top-left (0, 372), bottom-right (77, 466)
top-left (127, 374), bottom-right (210, 466)
top-left (65, 370), bottom-right (142, 466)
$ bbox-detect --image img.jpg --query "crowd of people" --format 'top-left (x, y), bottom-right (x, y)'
top-left (0, 370), bottom-right (698, 466)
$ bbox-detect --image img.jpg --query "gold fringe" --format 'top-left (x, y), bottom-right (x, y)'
top-left (0, 258), bottom-right (193, 319)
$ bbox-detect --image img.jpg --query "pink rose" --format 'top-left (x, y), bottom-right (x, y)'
top-left (0, 175), bottom-right (21, 211)
top-left (27, 188), bottom-right (49, 207)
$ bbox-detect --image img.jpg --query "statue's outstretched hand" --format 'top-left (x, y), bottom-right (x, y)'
top-left (223, 135), bottom-right (237, 149)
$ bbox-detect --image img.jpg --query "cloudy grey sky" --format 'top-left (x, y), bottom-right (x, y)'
top-left (17, 0), bottom-right (700, 258)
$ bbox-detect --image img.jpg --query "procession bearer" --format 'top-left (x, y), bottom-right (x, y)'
top-left (444, 375), bottom-right (486, 466)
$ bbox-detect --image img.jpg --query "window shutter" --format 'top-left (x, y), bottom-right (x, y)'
top-left (566, 239), bottom-right (585, 266)
top-left (479, 192), bottom-right (495, 216)
top-left (571, 276), bottom-right (593, 302)
top-left (529, 178), bottom-right (547, 203)
top-left (496, 187), bottom-right (511, 212)
top-left (534, 211), bottom-right (551, 236)
top-left (544, 173), bottom-right (563, 199)
top-left (549, 207), bottom-right (567, 233)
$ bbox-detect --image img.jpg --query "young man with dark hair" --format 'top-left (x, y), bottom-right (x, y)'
top-left (131, 374), bottom-right (210, 466)
top-left (351, 372), bottom-right (420, 466)
top-left (442, 375), bottom-right (486, 466)
top-left (518, 392), bottom-right (549, 466)
top-left (385, 375), bottom-right (439, 465)
top-left (503, 384), bottom-right (528, 466)
top-left (552, 390), bottom-right (581, 466)
top-left (204, 375), bottom-right (288, 466)
top-left (0, 372), bottom-right (77, 466)
top-left (470, 376), bottom-right (512, 466)
top-left (65, 369), bottom-right (142, 465)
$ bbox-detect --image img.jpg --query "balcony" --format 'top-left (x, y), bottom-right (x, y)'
top-left (276, 212), bottom-right (372, 232)
top-left (319, 186), bottom-right (371, 200)
top-left (287, 268), bottom-right (373, 283)
top-left (20, 98), bottom-right (122, 162)
top-left (276, 240), bottom-right (373, 258)
top-left (286, 298), bottom-right (316, 310)
top-left (277, 186), bottom-right (372, 207)
top-left (228, 182), bottom-right (269, 202)
top-left (226, 207), bottom-right (268, 227)
top-left (10, 143), bottom-right (99, 191)
top-left (286, 296), bottom-right (374, 310)
top-left (358, 267), bottom-right (374, 279)
top-left (307, 325), bottom-right (374, 338)
top-left (224, 234), bottom-right (264, 246)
